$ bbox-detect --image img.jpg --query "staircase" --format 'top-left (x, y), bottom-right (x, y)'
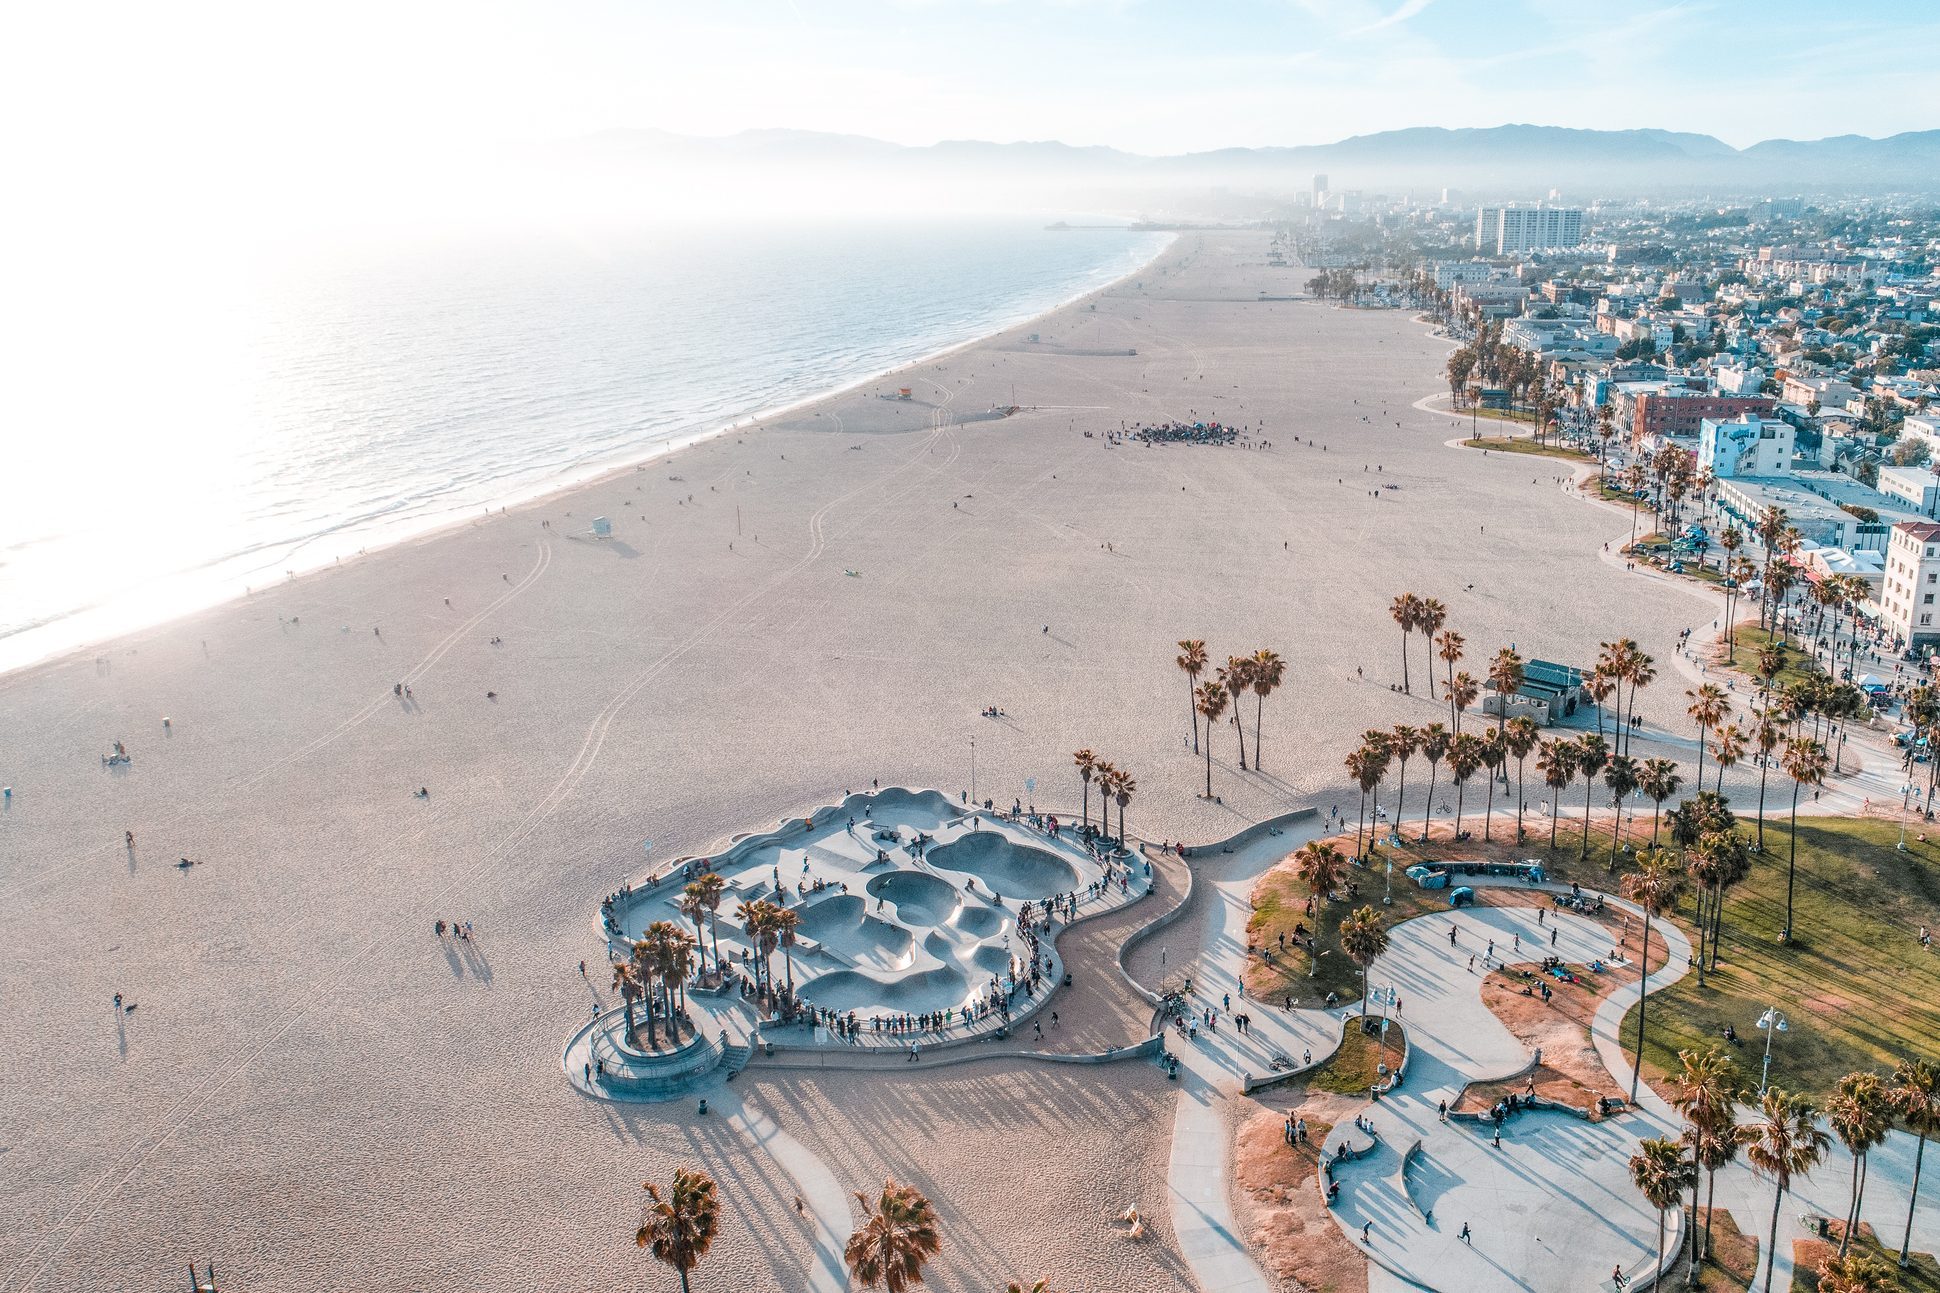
top-left (721, 1042), bottom-right (754, 1075)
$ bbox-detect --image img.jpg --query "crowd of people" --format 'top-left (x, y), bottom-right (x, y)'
top-left (1100, 418), bottom-right (1267, 449)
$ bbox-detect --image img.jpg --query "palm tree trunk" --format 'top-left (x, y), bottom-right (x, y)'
top-left (1841, 1150), bottom-right (1862, 1258)
top-left (1255, 693), bottom-right (1265, 770)
top-left (1757, 760), bottom-right (1771, 848)
top-left (1400, 631), bottom-right (1411, 694)
top-left (1630, 914), bottom-right (1652, 1101)
top-left (1903, 1132), bottom-right (1928, 1266)
top-left (1515, 761), bottom-right (1526, 842)
top-left (1204, 743), bottom-right (1213, 799)
top-left (1581, 777), bottom-right (1595, 860)
top-left (1233, 712), bottom-right (1249, 771)
top-left (1423, 766), bottom-right (1438, 842)
top-left (1394, 765), bottom-right (1408, 838)
top-left (1187, 678), bottom-right (1199, 753)
top-left (1356, 789), bottom-right (1367, 859)
top-left (1696, 728), bottom-right (1708, 787)
top-left (1483, 775), bottom-right (1495, 842)
top-left (1703, 1166), bottom-right (1719, 1265)
top-left (1655, 1208), bottom-right (1667, 1289)
top-left (1650, 801), bottom-right (1662, 843)
top-left (1609, 794), bottom-right (1624, 871)
top-left (1550, 793), bottom-right (1559, 848)
top-left (1454, 784), bottom-right (1465, 839)
top-left (1765, 1185), bottom-right (1785, 1293)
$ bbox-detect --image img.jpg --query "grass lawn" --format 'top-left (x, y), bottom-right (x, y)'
top-left (1629, 533), bottom-right (1728, 585)
top-left (1307, 1018), bottom-right (1408, 1095)
top-left (1621, 815), bottom-right (1940, 1101)
top-left (1793, 1222), bottom-right (1940, 1291)
top-left (1458, 434), bottom-right (1593, 461)
top-left (1721, 622), bottom-right (1825, 691)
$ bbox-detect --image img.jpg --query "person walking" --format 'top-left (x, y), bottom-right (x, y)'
top-left (1459, 1222), bottom-right (1472, 1244)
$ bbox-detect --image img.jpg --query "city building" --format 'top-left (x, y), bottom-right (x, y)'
top-left (1476, 205), bottom-right (1584, 254)
top-left (1878, 466), bottom-right (1940, 517)
top-left (1698, 413), bottom-right (1794, 480)
top-left (1880, 521), bottom-right (1940, 647)
top-left (1634, 393), bottom-right (1775, 443)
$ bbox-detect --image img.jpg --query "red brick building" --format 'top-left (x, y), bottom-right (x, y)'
top-left (1632, 392), bottom-right (1775, 444)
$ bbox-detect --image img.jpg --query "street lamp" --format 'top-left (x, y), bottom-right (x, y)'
top-left (1383, 856), bottom-right (1393, 907)
top-left (1757, 1007), bottom-right (1788, 1096)
top-left (1900, 782), bottom-right (1914, 852)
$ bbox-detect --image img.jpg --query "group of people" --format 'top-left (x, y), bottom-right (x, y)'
top-left (1107, 418), bottom-right (1263, 448)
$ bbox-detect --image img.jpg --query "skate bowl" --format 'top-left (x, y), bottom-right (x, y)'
top-left (596, 787), bottom-right (1142, 1047)
top-left (927, 832), bottom-right (1081, 900)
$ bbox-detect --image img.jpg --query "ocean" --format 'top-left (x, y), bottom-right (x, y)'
top-left (0, 220), bottom-right (1171, 675)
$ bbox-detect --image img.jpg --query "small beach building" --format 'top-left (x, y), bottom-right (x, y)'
top-left (1481, 658), bottom-right (1588, 726)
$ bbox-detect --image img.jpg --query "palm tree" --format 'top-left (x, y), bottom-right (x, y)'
top-left (1390, 594), bottom-right (1422, 694)
top-left (1345, 742), bottom-right (1388, 859)
top-left (1711, 722), bottom-right (1747, 795)
top-left (1585, 669), bottom-right (1617, 741)
top-left (1243, 647), bottom-right (1285, 763)
top-left (1177, 640), bottom-right (1209, 753)
top-left (1504, 716), bottom-right (1539, 842)
top-left (641, 922), bottom-right (689, 1042)
top-left (1828, 1071), bottom-right (1892, 1260)
top-left (1670, 1047), bottom-right (1749, 1279)
top-left (1446, 733), bottom-right (1483, 839)
top-left (1780, 736), bottom-right (1829, 944)
top-left (1531, 738), bottom-right (1576, 849)
top-left (771, 908), bottom-right (800, 999)
top-left (1629, 1137), bottom-right (1695, 1287)
top-left (1417, 599), bottom-right (1448, 699)
top-left (1436, 628), bottom-right (1466, 715)
top-left (1418, 723), bottom-right (1450, 842)
top-left (1488, 648), bottom-right (1526, 734)
top-left (1478, 728), bottom-right (1507, 841)
top-left (1388, 725), bottom-right (1422, 829)
top-left (1073, 749), bottom-right (1097, 832)
top-left (1816, 1250), bottom-right (1900, 1293)
top-left (1638, 758), bottom-right (1682, 843)
top-left (1111, 767), bottom-right (1136, 845)
top-left (612, 958), bottom-right (644, 1049)
top-left (1892, 1058), bottom-right (1940, 1267)
top-left (1604, 755), bottom-right (1640, 870)
top-left (695, 872), bottom-right (726, 973)
top-left (1218, 655), bottom-right (1255, 770)
top-left (1292, 842), bottom-right (1347, 976)
top-left (1752, 712), bottom-right (1781, 850)
top-left (1338, 905), bottom-right (1389, 1019)
top-left (1687, 684), bottom-right (1731, 787)
top-left (846, 1179), bottom-right (943, 1292)
top-left (679, 886), bottom-right (712, 974)
top-left (1448, 669), bottom-right (1479, 734)
top-left (1576, 734), bottom-right (1610, 860)
top-left (637, 1168), bottom-right (720, 1293)
top-left (1620, 847), bottom-right (1688, 1101)
top-left (1194, 682), bottom-right (1227, 799)
top-left (1746, 1088), bottom-right (1830, 1293)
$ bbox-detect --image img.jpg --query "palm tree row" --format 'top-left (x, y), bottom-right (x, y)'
top-left (734, 899), bottom-right (800, 1005)
top-left (1071, 748), bottom-right (1136, 844)
top-left (1179, 640), bottom-right (1285, 795)
top-left (636, 1170), bottom-right (947, 1293)
top-left (1651, 1048), bottom-right (1940, 1290)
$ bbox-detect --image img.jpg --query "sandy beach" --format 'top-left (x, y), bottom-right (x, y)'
top-left (0, 231), bottom-right (1739, 1291)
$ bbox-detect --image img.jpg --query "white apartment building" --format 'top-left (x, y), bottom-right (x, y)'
top-left (1878, 466), bottom-right (1940, 517)
top-left (1880, 521), bottom-right (1940, 647)
top-left (1698, 413), bottom-right (1794, 479)
top-left (1476, 205), bottom-right (1584, 254)
top-left (1714, 363), bottom-right (1767, 395)
top-left (1781, 374), bottom-right (1857, 410)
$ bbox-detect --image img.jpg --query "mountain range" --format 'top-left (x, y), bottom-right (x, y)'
top-left (555, 123), bottom-right (1940, 200)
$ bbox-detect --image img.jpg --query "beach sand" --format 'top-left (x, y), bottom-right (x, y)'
top-left (0, 231), bottom-right (1726, 1290)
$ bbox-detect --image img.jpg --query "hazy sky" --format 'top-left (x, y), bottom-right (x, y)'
top-left (12, 0), bottom-right (1938, 175)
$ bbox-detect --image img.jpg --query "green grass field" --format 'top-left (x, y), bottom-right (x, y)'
top-left (1307, 1018), bottom-right (1409, 1095)
top-left (1458, 434), bottom-right (1594, 461)
top-left (1722, 622), bottom-right (1824, 691)
top-left (1622, 815), bottom-right (1940, 1100)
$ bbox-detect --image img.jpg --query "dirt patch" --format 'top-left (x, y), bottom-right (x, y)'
top-left (1233, 1088), bottom-right (1368, 1293)
top-left (1456, 902), bottom-right (1671, 1114)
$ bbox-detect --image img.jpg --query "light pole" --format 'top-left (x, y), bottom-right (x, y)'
top-left (970, 735), bottom-right (977, 805)
top-left (1383, 856), bottom-right (1393, 907)
top-left (1900, 782), bottom-right (1913, 852)
top-left (1757, 1006), bottom-right (1788, 1096)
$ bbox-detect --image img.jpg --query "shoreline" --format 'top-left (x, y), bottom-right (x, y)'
top-left (0, 231), bottom-right (1176, 683)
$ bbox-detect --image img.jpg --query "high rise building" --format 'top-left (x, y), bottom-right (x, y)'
top-left (1312, 173), bottom-right (1328, 204)
top-left (1475, 205), bottom-right (1584, 254)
